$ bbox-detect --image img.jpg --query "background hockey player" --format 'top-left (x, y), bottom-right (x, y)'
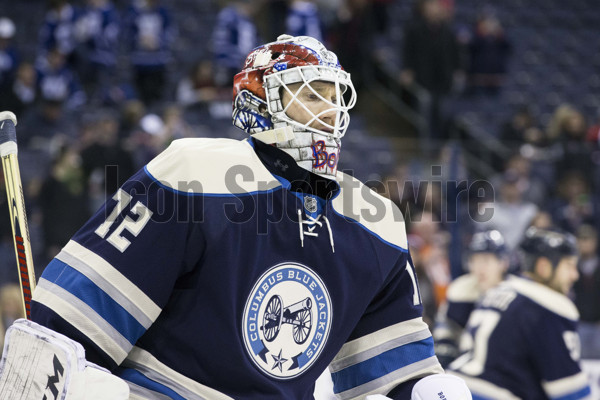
top-left (433, 230), bottom-right (509, 367)
top-left (0, 35), bottom-right (471, 399)
top-left (448, 227), bottom-right (592, 399)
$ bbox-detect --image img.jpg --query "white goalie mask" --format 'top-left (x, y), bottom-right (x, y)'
top-left (233, 35), bottom-right (357, 178)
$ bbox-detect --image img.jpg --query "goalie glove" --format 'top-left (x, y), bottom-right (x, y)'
top-left (0, 319), bottom-right (129, 400)
top-left (365, 374), bottom-right (472, 400)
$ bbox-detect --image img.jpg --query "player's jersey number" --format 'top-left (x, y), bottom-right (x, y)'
top-left (95, 189), bottom-right (153, 252)
top-left (451, 309), bottom-right (501, 376)
top-left (563, 331), bottom-right (581, 362)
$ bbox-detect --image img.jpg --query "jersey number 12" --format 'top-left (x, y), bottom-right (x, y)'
top-left (95, 189), bottom-right (153, 252)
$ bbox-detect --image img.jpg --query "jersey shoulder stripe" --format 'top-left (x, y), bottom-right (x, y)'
top-left (330, 317), bottom-right (443, 399)
top-left (333, 356), bottom-right (442, 400)
top-left (32, 240), bottom-right (164, 365)
top-left (39, 259), bottom-right (145, 344)
top-left (145, 138), bottom-right (282, 195)
top-left (120, 346), bottom-right (234, 400)
top-left (33, 278), bottom-right (130, 363)
top-left (542, 372), bottom-right (591, 400)
top-left (119, 369), bottom-right (186, 400)
top-left (503, 276), bottom-right (579, 321)
top-left (59, 240), bottom-right (160, 324)
top-left (332, 171), bottom-right (408, 251)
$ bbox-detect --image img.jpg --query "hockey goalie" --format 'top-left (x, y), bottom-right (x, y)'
top-left (0, 35), bottom-right (471, 400)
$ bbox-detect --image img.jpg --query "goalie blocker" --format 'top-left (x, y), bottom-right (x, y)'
top-left (0, 319), bottom-right (129, 400)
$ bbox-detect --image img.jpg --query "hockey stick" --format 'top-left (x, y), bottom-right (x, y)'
top-left (0, 111), bottom-right (36, 320)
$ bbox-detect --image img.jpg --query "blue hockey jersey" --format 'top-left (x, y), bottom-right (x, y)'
top-left (31, 137), bottom-right (443, 399)
top-left (448, 275), bottom-right (591, 400)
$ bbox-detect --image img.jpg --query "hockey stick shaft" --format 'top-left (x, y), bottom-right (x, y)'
top-left (0, 111), bottom-right (36, 320)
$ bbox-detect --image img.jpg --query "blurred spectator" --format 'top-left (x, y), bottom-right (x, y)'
top-left (80, 111), bottom-right (135, 203)
top-left (492, 154), bottom-right (547, 205)
top-left (0, 17), bottom-right (18, 87)
top-left (586, 112), bottom-right (600, 145)
top-left (548, 105), bottom-right (593, 186)
top-left (162, 105), bottom-right (194, 141)
top-left (74, 0), bottom-right (120, 101)
top-left (550, 171), bottom-right (595, 234)
top-left (371, 0), bottom-right (394, 34)
top-left (212, 1), bottom-right (259, 87)
top-left (38, 0), bottom-right (80, 69)
top-left (585, 113), bottom-right (600, 183)
top-left (407, 236), bottom-right (437, 328)
top-left (547, 104), bottom-right (578, 142)
top-left (126, 112), bottom-right (165, 169)
top-left (328, 0), bottom-right (376, 91)
top-left (519, 126), bottom-right (554, 159)
top-left (572, 224), bottom-right (600, 359)
top-left (286, 0), bottom-right (323, 41)
top-left (0, 62), bottom-right (37, 119)
top-left (36, 46), bottom-right (86, 110)
top-left (124, 0), bottom-right (175, 106)
top-left (118, 99), bottom-right (146, 139)
top-left (20, 100), bottom-right (77, 150)
top-left (478, 170), bottom-right (538, 251)
top-left (38, 145), bottom-right (90, 263)
top-left (408, 210), bottom-right (451, 324)
top-left (515, 124), bottom-right (563, 190)
top-left (400, 0), bottom-right (462, 139)
top-left (529, 211), bottom-right (554, 230)
top-left (466, 12), bottom-right (511, 95)
top-left (500, 105), bottom-right (535, 151)
top-left (176, 60), bottom-right (219, 108)
top-left (254, 0), bottom-right (288, 43)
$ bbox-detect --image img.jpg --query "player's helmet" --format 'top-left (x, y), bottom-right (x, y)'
top-left (519, 227), bottom-right (578, 270)
top-left (468, 230), bottom-right (507, 258)
top-left (232, 34), bottom-right (356, 178)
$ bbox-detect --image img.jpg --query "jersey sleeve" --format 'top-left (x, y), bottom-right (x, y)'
top-left (328, 251), bottom-right (444, 400)
top-left (526, 311), bottom-right (591, 400)
top-left (31, 166), bottom-right (205, 371)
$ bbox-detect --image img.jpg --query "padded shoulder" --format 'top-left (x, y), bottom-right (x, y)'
top-left (446, 274), bottom-right (481, 303)
top-left (503, 275), bottom-right (579, 321)
top-left (332, 171), bottom-right (407, 251)
top-left (145, 138), bottom-right (281, 195)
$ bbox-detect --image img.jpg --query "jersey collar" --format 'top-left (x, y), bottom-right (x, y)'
top-left (249, 137), bottom-right (340, 201)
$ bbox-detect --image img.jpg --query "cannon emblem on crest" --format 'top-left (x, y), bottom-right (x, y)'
top-left (260, 295), bottom-right (312, 344)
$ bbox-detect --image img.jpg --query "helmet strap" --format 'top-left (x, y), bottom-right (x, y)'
top-left (251, 125), bottom-right (295, 144)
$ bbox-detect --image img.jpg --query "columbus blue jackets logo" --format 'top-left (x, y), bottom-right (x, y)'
top-left (242, 262), bottom-right (332, 379)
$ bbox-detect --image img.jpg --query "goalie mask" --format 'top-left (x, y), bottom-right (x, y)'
top-left (232, 34), bottom-right (356, 178)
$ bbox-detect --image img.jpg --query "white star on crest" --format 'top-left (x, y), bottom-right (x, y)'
top-left (271, 349), bottom-right (288, 373)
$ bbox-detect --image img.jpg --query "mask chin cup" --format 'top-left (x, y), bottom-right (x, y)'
top-left (251, 125), bottom-right (296, 144)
